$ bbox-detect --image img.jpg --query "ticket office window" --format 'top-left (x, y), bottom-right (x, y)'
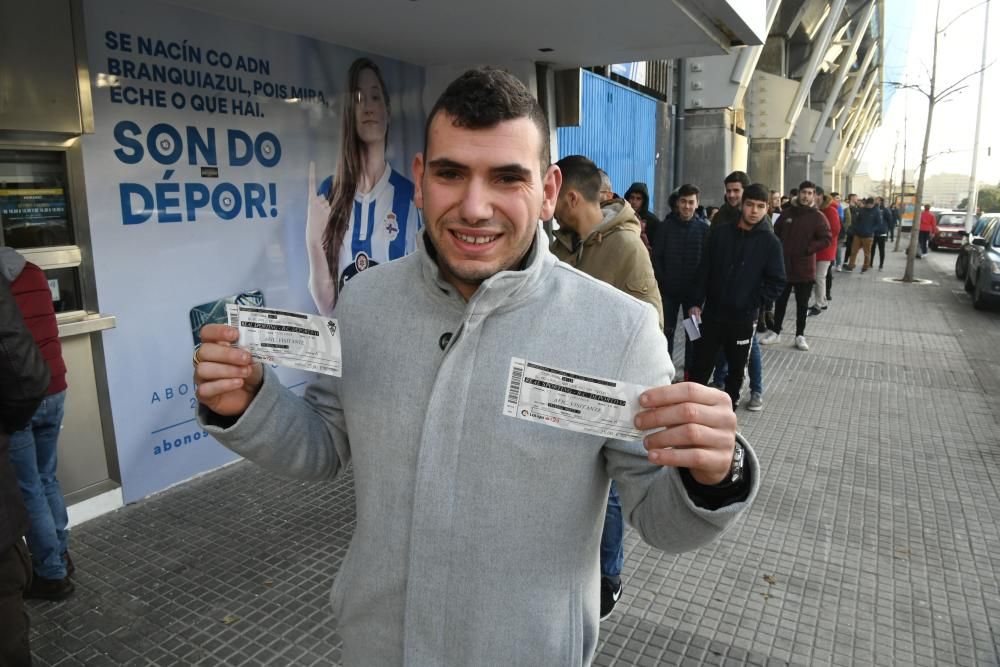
top-left (0, 148), bottom-right (85, 314)
top-left (0, 149), bottom-right (74, 247)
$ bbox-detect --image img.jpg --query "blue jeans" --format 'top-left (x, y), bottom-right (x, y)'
top-left (712, 333), bottom-right (763, 394)
top-left (9, 391), bottom-right (69, 579)
top-left (600, 482), bottom-right (623, 579)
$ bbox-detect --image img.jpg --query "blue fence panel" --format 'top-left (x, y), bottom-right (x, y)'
top-left (557, 70), bottom-right (657, 209)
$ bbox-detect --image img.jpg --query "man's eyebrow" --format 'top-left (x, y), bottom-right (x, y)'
top-left (427, 159), bottom-right (534, 178)
top-left (427, 158), bottom-right (467, 171)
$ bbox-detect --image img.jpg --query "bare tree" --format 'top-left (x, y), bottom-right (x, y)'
top-left (887, 0), bottom-right (993, 281)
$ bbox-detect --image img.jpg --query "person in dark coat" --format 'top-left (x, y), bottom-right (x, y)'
top-left (652, 184), bottom-right (710, 377)
top-left (711, 171), bottom-right (750, 229)
top-left (759, 181), bottom-right (832, 351)
top-left (0, 270), bottom-right (50, 666)
top-left (688, 183), bottom-right (786, 409)
top-left (845, 197), bottom-right (880, 271)
top-left (624, 182), bottom-right (659, 252)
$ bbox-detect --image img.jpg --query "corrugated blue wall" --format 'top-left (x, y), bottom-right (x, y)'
top-left (557, 70), bottom-right (657, 209)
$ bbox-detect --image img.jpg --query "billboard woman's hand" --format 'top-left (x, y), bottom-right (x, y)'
top-left (306, 160), bottom-right (331, 249)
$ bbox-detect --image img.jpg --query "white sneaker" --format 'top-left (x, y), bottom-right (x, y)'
top-left (759, 331), bottom-right (780, 345)
top-left (794, 335), bottom-right (809, 351)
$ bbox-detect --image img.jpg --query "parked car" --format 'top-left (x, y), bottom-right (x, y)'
top-left (930, 212), bottom-right (968, 250)
top-left (963, 216), bottom-right (1000, 309)
top-left (956, 214), bottom-right (1000, 279)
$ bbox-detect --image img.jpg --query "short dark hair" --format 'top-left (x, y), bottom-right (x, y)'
top-left (724, 171), bottom-right (750, 187)
top-left (677, 184), bottom-right (700, 199)
top-left (789, 188), bottom-right (798, 197)
top-left (555, 155), bottom-right (602, 203)
top-left (831, 191), bottom-right (840, 198)
top-left (815, 186), bottom-right (825, 197)
top-left (743, 183), bottom-right (769, 203)
top-left (798, 180), bottom-right (816, 191)
top-left (425, 67), bottom-right (550, 171)
top-left (847, 193), bottom-right (857, 199)
top-left (597, 169), bottom-right (613, 192)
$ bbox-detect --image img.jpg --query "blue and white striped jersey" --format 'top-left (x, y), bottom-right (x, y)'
top-left (319, 163), bottom-right (421, 291)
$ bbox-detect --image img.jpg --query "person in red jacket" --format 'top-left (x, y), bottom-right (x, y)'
top-left (918, 204), bottom-right (938, 257)
top-left (809, 190), bottom-right (841, 316)
top-left (0, 247), bottom-right (74, 601)
top-left (759, 181), bottom-right (832, 351)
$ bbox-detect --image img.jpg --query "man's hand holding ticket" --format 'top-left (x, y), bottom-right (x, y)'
top-left (194, 305), bottom-right (342, 418)
top-left (504, 357), bottom-right (737, 486)
top-left (225, 304), bottom-right (342, 377)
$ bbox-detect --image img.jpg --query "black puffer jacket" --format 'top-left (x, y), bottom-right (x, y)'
top-left (692, 220), bottom-right (786, 322)
top-left (652, 212), bottom-right (710, 310)
top-left (0, 273), bottom-right (49, 553)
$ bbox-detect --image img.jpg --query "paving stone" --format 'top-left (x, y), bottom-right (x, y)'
top-left (22, 247), bottom-right (1000, 665)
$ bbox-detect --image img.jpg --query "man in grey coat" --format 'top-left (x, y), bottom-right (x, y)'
top-left (194, 68), bottom-right (760, 665)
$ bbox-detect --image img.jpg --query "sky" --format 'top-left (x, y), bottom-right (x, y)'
top-left (858, 0), bottom-right (999, 186)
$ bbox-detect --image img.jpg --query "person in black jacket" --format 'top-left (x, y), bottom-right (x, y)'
top-left (711, 171), bottom-right (750, 229)
top-left (652, 184), bottom-right (710, 378)
top-left (687, 184), bottom-right (786, 409)
top-left (624, 182), bottom-right (659, 252)
top-left (1, 272), bottom-right (50, 666)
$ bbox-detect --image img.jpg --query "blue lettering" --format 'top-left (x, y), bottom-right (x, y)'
top-left (104, 31), bottom-right (132, 53)
top-left (147, 123), bottom-right (183, 165)
top-left (185, 183), bottom-right (210, 221)
top-left (155, 181), bottom-right (182, 223)
top-left (227, 130), bottom-right (253, 166)
top-left (120, 183), bottom-right (153, 224)
top-left (256, 132), bottom-right (281, 167)
top-left (113, 120), bottom-right (144, 164)
top-left (212, 183), bottom-right (241, 220)
top-left (244, 183), bottom-right (266, 219)
top-left (187, 127), bottom-right (216, 165)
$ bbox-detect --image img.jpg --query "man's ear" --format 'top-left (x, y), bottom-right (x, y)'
top-left (412, 152), bottom-right (425, 209)
top-left (540, 164), bottom-right (562, 221)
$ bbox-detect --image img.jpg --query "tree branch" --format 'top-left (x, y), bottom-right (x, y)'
top-left (935, 61), bottom-right (996, 100)
top-left (939, 0), bottom-right (990, 33)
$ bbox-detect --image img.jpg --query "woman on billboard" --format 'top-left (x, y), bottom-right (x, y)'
top-left (306, 57), bottom-right (421, 316)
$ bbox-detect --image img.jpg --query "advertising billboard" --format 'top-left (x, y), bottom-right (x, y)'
top-left (81, 0), bottom-right (426, 502)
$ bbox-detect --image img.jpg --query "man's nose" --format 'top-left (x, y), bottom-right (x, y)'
top-left (459, 178), bottom-right (493, 223)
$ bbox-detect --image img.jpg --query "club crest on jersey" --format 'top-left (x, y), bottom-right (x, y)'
top-left (355, 252), bottom-right (370, 272)
top-left (384, 213), bottom-right (400, 241)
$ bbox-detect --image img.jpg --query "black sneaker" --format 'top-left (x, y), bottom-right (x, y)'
top-left (807, 306), bottom-right (822, 317)
top-left (25, 574), bottom-right (75, 601)
top-left (600, 577), bottom-right (622, 621)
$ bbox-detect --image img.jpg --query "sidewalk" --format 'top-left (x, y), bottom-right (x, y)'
top-left (26, 238), bottom-right (1000, 666)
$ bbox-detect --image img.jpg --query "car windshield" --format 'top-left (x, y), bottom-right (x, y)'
top-left (938, 214), bottom-right (966, 228)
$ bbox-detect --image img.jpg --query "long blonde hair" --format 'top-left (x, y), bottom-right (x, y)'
top-left (323, 58), bottom-right (390, 288)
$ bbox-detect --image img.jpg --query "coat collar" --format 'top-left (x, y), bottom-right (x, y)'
top-left (417, 223), bottom-right (556, 313)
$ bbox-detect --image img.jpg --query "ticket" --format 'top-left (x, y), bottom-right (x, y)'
top-left (502, 357), bottom-right (652, 441)
top-left (226, 304), bottom-right (342, 377)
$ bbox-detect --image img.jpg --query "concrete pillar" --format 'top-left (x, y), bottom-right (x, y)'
top-left (681, 107), bottom-right (747, 205)
top-left (654, 100), bottom-right (674, 220)
top-left (785, 153), bottom-right (811, 192)
top-left (748, 138), bottom-right (785, 194)
top-left (757, 37), bottom-right (786, 77)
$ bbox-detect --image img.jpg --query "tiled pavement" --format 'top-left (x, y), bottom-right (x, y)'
top-left (26, 237), bottom-right (1000, 665)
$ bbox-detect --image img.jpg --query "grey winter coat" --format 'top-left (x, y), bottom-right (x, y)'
top-left (200, 225), bottom-right (760, 665)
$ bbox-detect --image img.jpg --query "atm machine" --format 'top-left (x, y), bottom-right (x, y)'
top-left (0, 0), bottom-right (120, 509)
